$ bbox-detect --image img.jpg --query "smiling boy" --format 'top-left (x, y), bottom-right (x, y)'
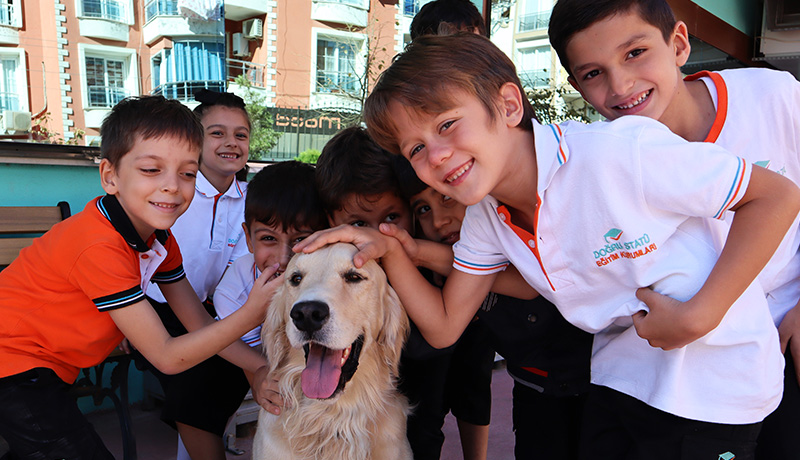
top-left (0, 96), bottom-right (278, 459)
top-left (297, 34), bottom-right (800, 459)
top-left (548, 1), bottom-right (800, 455)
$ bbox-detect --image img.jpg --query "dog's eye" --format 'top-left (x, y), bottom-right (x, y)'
top-left (343, 270), bottom-right (365, 283)
top-left (289, 272), bottom-right (303, 286)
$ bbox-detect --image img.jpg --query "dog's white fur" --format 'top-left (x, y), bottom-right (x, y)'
top-left (252, 243), bottom-right (412, 460)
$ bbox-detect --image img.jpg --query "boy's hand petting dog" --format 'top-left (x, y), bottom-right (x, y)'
top-left (293, 224), bottom-right (403, 268)
top-left (632, 287), bottom-right (722, 350)
top-left (251, 365), bottom-right (288, 415)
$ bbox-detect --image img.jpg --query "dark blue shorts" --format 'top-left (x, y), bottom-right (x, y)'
top-left (0, 368), bottom-right (114, 460)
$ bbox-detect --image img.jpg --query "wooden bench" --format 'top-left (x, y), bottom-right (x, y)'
top-left (0, 203), bottom-right (137, 460)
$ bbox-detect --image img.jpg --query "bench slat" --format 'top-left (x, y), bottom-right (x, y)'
top-left (0, 207), bottom-right (65, 234)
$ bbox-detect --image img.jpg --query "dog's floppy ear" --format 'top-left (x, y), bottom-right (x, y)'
top-left (264, 282), bottom-right (291, 373)
top-left (375, 281), bottom-right (409, 373)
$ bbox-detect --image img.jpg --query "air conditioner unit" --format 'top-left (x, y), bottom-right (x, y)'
top-left (2, 110), bottom-right (31, 133)
top-left (242, 18), bottom-right (263, 40)
top-left (232, 33), bottom-right (250, 57)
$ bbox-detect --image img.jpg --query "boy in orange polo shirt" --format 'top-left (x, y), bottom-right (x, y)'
top-left (0, 96), bottom-right (278, 459)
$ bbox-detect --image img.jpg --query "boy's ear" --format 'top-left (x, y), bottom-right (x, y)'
top-left (498, 82), bottom-right (525, 128)
top-left (242, 222), bottom-right (255, 253)
top-left (672, 21), bottom-right (691, 67)
top-left (99, 158), bottom-right (119, 195)
top-left (567, 75), bottom-right (586, 99)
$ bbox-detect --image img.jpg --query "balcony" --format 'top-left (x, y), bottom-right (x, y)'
top-left (152, 80), bottom-right (226, 101)
top-left (143, 0), bottom-right (221, 44)
top-left (224, 0), bottom-right (268, 22)
top-left (519, 69), bottom-right (550, 89)
top-left (87, 86), bottom-right (129, 108)
top-left (518, 11), bottom-right (550, 33)
top-left (311, 0), bottom-right (368, 28)
top-left (79, 0), bottom-right (129, 41)
top-left (227, 58), bottom-right (264, 87)
top-left (0, 2), bottom-right (20, 45)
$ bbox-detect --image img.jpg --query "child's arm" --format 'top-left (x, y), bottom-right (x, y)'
top-left (634, 166), bottom-right (800, 350)
top-left (778, 300), bottom-right (800, 386)
top-left (378, 223), bottom-right (539, 300)
top-left (296, 225), bottom-right (497, 348)
top-left (108, 270), bottom-right (276, 375)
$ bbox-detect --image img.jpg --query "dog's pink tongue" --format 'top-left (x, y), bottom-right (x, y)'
top-left (301, 344), bottom-right (342, 399)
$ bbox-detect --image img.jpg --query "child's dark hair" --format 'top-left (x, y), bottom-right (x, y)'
top-left (100, 95), bottom-right (203, 166)
top-left (549, 0), bottom-right (677, 76)
top-left (364, 33), bottom-right (535, 155)
top-left (244, 161), bottom-right (327, 233)
top-left (410, 0), bottom-right (487, 39)
top-left (315, 126), bottom-right (405, 213)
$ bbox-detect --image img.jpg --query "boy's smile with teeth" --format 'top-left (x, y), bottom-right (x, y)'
top-left (615, 89), bottom-right (652, 110)
top-left (446, 160), bottom-right (474, 183)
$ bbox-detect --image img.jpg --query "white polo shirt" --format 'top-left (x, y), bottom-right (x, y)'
top-left (454, 116), bottom-right (783, 424)
top-left (149, 171), bottom-right (249, 304)
top-left (688, 68), bottom-right (800, 326)
top-left (213, 253), bottom-right (261, 347)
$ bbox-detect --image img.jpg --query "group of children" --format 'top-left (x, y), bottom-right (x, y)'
top-left (1, 0), bottom-right (800, 459)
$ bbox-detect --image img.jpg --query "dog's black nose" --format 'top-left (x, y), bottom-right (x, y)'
top-left (290, 301), bottom-right (330, 332)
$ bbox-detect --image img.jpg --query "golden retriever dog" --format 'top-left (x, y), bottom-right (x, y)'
top-left (252, 243), bottom-right (412, 460)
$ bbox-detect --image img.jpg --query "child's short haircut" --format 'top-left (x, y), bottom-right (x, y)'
top-left (410, 0), bottom-right (487, 39)
top-left (549, 0), bottom-right (677, 76)
top-left (364, 33), bottom-right (535, 155)
top-left (315, 126), bottom-right (406, 212)
top-left (245, 161), bottom-right (327, 232)
top-left (100, 95), bottom-right (203, 166)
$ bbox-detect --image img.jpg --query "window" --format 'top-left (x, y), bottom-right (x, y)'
top-left (151, 39), bottom-right (225, 100)
top-left (0, 1), bottom-right (20, 28)
top-left (0, 57), bottom-right (19, 110)
top-left (85, 57), bottom-right (127, 108)
top-left (144, 0), bottom-right (178, 23)
top-left (404, 0), bottom-right (420, 16)
top-left (82, 0), bottom-right (125, 22)
top-left (517, 46), bottom-right (551, 89)
top-left (316, 37), bottom-right (361, 94)
top-left (518, 0), bottom-right (551, 33)
top-left (321, 0), bottom-right (364, 6)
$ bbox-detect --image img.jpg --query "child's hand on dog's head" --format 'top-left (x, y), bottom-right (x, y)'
top-left (293, 224), bottom-right (403, 268)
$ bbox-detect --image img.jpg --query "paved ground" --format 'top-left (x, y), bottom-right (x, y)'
top-left (89, 366), bottom-right (516, 460)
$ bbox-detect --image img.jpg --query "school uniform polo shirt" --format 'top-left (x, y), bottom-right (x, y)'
top-left (0, 195), bottom-right (185, 384)
top-left (454, 116), bottom-right (783, 424)
top-left (687, 68), bottom-right (800, 326)
top-left (148, 171), bottom-right (249, 304)
top-left (213, 253), bottom-right (261, 347)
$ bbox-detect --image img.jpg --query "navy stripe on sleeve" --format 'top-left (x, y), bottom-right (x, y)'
top-left (152, 265), bottom-right (186, 284)
top-left (94, 286), bottom-right (145, 311)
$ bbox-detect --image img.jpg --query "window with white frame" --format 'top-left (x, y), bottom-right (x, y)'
top-left (79, 45), bottom-right (137, 109)
top-left (315, 35), bottom-right (364, 95)
top-left (81, 0), bottom-right (126, 22)
top-left (517, 45), bottom-right (551, 89)
top-left (0, 51), bottom-right (23, 111)
top-left (0, 1), bottom-right (21, 28)
top-left (518, 0), bottom-right (551, 33)
top-left (315, 0), bottom-right (367, 8)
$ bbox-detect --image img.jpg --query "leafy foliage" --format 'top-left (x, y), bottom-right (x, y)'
top-left (31, 112), bottom-right (85, 145)
top-left (297, 148), bottom-right (321, 164)
top-left (525, 81), bottom-right (597, 125)
top-left (234, 75), bottom-right (282, 161)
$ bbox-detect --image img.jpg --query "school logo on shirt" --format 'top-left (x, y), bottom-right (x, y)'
top-left (718, 452), bottom-right (735, 460)
top-left (594, 229), bottom-right (658, 267)
top-left (754, 160), bottom-right (787, 176)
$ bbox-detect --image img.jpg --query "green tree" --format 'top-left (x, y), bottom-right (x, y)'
top-left (297, 148), bottom-right (321, 164)
top-left (524, 79), bottom-right (597, 124)
top-left (234, 75), bottom-right (282, 161)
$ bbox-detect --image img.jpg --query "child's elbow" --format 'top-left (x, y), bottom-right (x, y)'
top-left (148, 357), bottom-right (189, 375)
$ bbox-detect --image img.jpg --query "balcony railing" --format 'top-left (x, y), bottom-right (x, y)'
top-left (227, 59), bottom-right (264, 88)
top-left (152, 80), bottom-right (226, 101)
top-left (518, 11), bottom-right (550, 33)
top-left (0, 91), bottom-right (19, 111)
top-left (87, 86), bottom-right (129, 108)
top-left (145, 0), bottom-right (179, 23)
top-left (316, 70), bottom-right (358, 94)
top-left (82, 0), bottom-right (126, 23)
top-left (0, 2), bottom-right (19, 28)
top-left (519, 69), bottom-right (550, 89)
